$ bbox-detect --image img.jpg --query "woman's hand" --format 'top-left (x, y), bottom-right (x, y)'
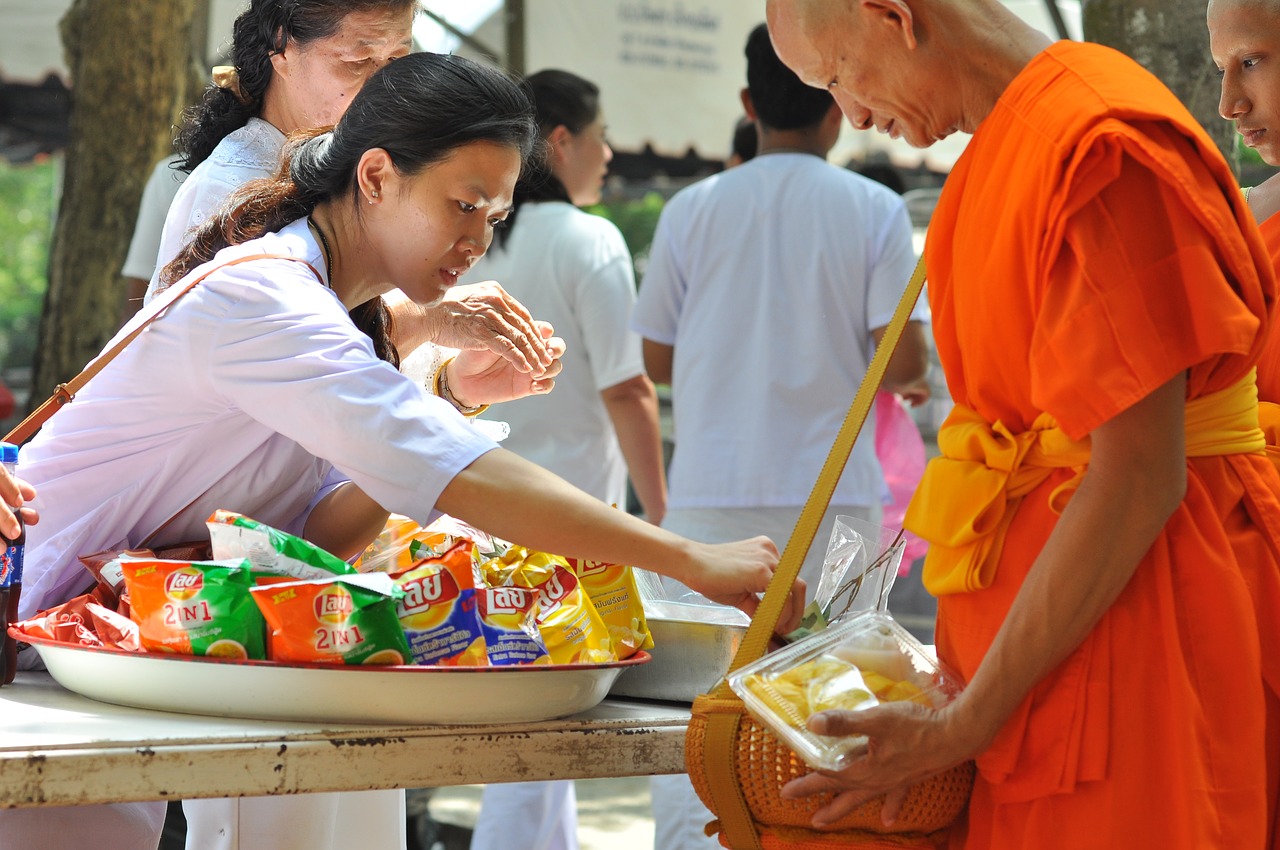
top-left (0, 466), bottom-right (37, 542)
top-left (680, 536), bottom-right (807, 634)
top-left (780, 697), bottom-right (985, 828)
top-left (406, 282), bottom-right (555, 376)
top-left (449, 322), bottom-right (566, 406)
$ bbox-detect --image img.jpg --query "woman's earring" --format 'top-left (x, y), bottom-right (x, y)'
top-left (369, 190), bottom-right (380, 204)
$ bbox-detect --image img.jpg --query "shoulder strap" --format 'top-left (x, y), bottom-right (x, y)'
top-left (5, 253), bottom-right (324, 445)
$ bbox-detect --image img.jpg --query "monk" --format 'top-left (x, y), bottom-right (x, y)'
top-left (763, 1), bottom-right (1280, 848)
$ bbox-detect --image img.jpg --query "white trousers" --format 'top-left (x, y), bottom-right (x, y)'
top-left (183, 790), bottom-right (405, 850)
top-left (471, 780), bottom-right (579, 850)
top-left (0, 802), bottom-right (167, 850)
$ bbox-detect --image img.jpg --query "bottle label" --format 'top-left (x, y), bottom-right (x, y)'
top-left (0, 542), bottom-right (22, 588)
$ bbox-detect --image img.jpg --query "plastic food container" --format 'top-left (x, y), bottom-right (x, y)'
top-left (727, 611), bottom-right (961, 771)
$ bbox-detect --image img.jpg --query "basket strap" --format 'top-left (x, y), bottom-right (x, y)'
top-left (700, 256), bottom-right (927, 850)
top-left (4, 254), bottom-right (322, 445)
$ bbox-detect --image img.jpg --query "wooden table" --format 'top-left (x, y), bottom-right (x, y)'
top-left (0, 672), bottom-right (691, 808)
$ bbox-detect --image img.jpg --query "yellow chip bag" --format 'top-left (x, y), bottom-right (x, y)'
top-left (562, 556), bottom-right (653, 659)
top-left (481, 547), bottom-right (615, 664)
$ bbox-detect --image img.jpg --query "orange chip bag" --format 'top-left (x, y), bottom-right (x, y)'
top-left (562, 556), bottom-right (654, 659)
top-left (121, 557), bottom-right (266, 660)
top-left (476, 585), bottom-right (548, 666)
top-left (393, 541), bottom-right (486, 666)
top-left (250, 574), bottom-right (411, 665)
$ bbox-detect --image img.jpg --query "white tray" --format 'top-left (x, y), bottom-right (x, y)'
top-left (21, 633), bottom-right (649, 726)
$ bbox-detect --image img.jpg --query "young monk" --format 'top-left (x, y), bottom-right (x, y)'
top-left (764, 1), bottom-right (1280, 848)
top-left (1211, 3), bottom-right (1280, 845)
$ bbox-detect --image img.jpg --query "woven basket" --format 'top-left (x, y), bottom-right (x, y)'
top-left (687, 692), bottom-right (974, 848)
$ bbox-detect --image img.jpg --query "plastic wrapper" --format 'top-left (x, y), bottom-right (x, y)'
top-left (787, 515), bottom-right (904, 642)
top-left (121, 557), bottom-right (267, 660)
top-left (207, 509), bottom-right (354, 580)
top-left (354, 513), bottom-right (501, 573)
top-left (729, 611), bottom-right (961, 772)
top-left (563, 555), bottom-right (653, 659)
top-left (482, 547), bottom-right (615, 664)
top-left (392, 541), bottom-right (486, 666)
top-left (476, 585), bottom-right (549, 665)
top-left (12, 591), bottom-right (140, 652)
top-left (250, 573), bottom-right (411, 665)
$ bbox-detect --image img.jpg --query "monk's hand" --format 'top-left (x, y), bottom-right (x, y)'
top-left (422, 281), bottom-right (555, 376)
top-left (0, 466), bottom-right (37, 542)
top-left (449, 322), bottom-right (566, 407)
top-left (780, 700), bottom-right (977, 829)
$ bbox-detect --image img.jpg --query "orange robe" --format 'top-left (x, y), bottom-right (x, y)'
top-left (1256, 214), bottom-right (1280, 405)
top-left (909, 42), bottom-right (1280, 849)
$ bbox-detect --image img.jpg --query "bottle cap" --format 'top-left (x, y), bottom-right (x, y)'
top-left (0, 443), bottom-right (16, 467)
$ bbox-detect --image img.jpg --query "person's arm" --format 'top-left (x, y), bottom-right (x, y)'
top-left (782, 371), bottom-right (1187, 825)
top-left (385, 282), bottom-right (554, 376)
top-left (600, 373), bottom-right (667, 525)
top-left (302, 481), bottom-right (390, 561)
top-left (436, 448), bottom-right (804, 631)
top-left (643, 339), bottom-right (675, 386)
top-left (871, 320), bottom-right (930, 404)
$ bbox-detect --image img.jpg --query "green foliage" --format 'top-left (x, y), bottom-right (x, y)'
top-left (0, 159), bottom-right (54, 372)
top-left (586, 191), bottom-right (667, 283)
top-left (1238, 132), bottom-right (1266, 166)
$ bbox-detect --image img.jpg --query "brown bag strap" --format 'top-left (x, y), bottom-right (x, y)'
top-left (4, 253), bottom-right (323, 445)
top-left (699, 256), bottom-right (928, 850)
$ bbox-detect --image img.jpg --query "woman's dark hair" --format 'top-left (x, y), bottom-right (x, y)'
top-left (175, 0), bottom-right (417, 173)
top-left (498, 68), bottom-right (601, 246)
top-left (163, 52), bottom-right (539, 366)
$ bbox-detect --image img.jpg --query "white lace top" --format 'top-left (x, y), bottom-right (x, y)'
top-left (145, 117), bottom-right (287, 302)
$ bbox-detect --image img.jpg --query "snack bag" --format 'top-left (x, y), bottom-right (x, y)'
top-left (393, 541), bottom-right (487, 666)
top-left (562, 555), bottom-right (653, 659)
top-left (121, 557), bottom-right (266, 659)
top-left (207, 510), bottom-right (354, 580)
top-left (482, 547), bottom-right (615, 664)
top-left (475, 585), bottom-right (549, 666)
top-left (250, 573), bottom-right (411, 665)
top-left (356, 515), bottom-right (455, 574)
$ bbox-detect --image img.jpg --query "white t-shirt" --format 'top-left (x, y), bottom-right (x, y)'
top-left (121, 155), bottom-right (187, 280)
top-left (460, 202), bottom-right (644, 506)
top-left (19, 218), bottom-right (496, 617)
top-left (631, 152), bottom-right (922, 510)
top-left (145, 118), bottom-right (286, 302)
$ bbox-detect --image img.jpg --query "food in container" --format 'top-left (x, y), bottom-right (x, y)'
top-left (728, 611), bottom-right (961, 772)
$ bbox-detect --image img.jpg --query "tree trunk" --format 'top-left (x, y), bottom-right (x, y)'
top-left (1082, 0), bottom-right (1234, 168)
top-left (30, 0), bottom-right (200, 408)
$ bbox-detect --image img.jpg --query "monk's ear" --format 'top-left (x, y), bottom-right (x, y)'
top-left (860, 0), bottom-right (917, 50)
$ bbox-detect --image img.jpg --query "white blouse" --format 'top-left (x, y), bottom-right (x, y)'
top-left (19, 219), bottom-right (497, 618)
top-left (145, 118), bottom-right (287, 302)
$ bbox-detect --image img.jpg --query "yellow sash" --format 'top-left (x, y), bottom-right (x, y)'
top-left (905, 370), bottom-right (1266, 596)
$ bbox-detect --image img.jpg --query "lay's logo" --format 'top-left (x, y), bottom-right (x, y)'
top-left (313, 585), bottom-right (353, 624)
top-left (398, 570), bottom-right (459, 617)
top-left (571, 558), bottom-right (611, 578)
top-left (486, 586), bottom-right (530, 616)
top-left (164, 568), bottom-right (205, 601)
top-left (539, 568), bottom-right (577, 608)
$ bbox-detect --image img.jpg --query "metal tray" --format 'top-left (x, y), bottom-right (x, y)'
top-left (18, 631), bottom-right (650, 726)
top-left (609, 616), bottom-right (747, 703)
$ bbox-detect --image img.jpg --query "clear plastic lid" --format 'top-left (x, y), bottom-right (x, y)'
top-left (727, 610), bottom-right (963, 772)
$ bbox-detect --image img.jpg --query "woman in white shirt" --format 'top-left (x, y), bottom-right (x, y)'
top-left (150, 0), bottom-right (551, 373)
top-left (464, 69), bottom-right (668, 850)
top-left (5, 53), bottom-right (800, 850)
